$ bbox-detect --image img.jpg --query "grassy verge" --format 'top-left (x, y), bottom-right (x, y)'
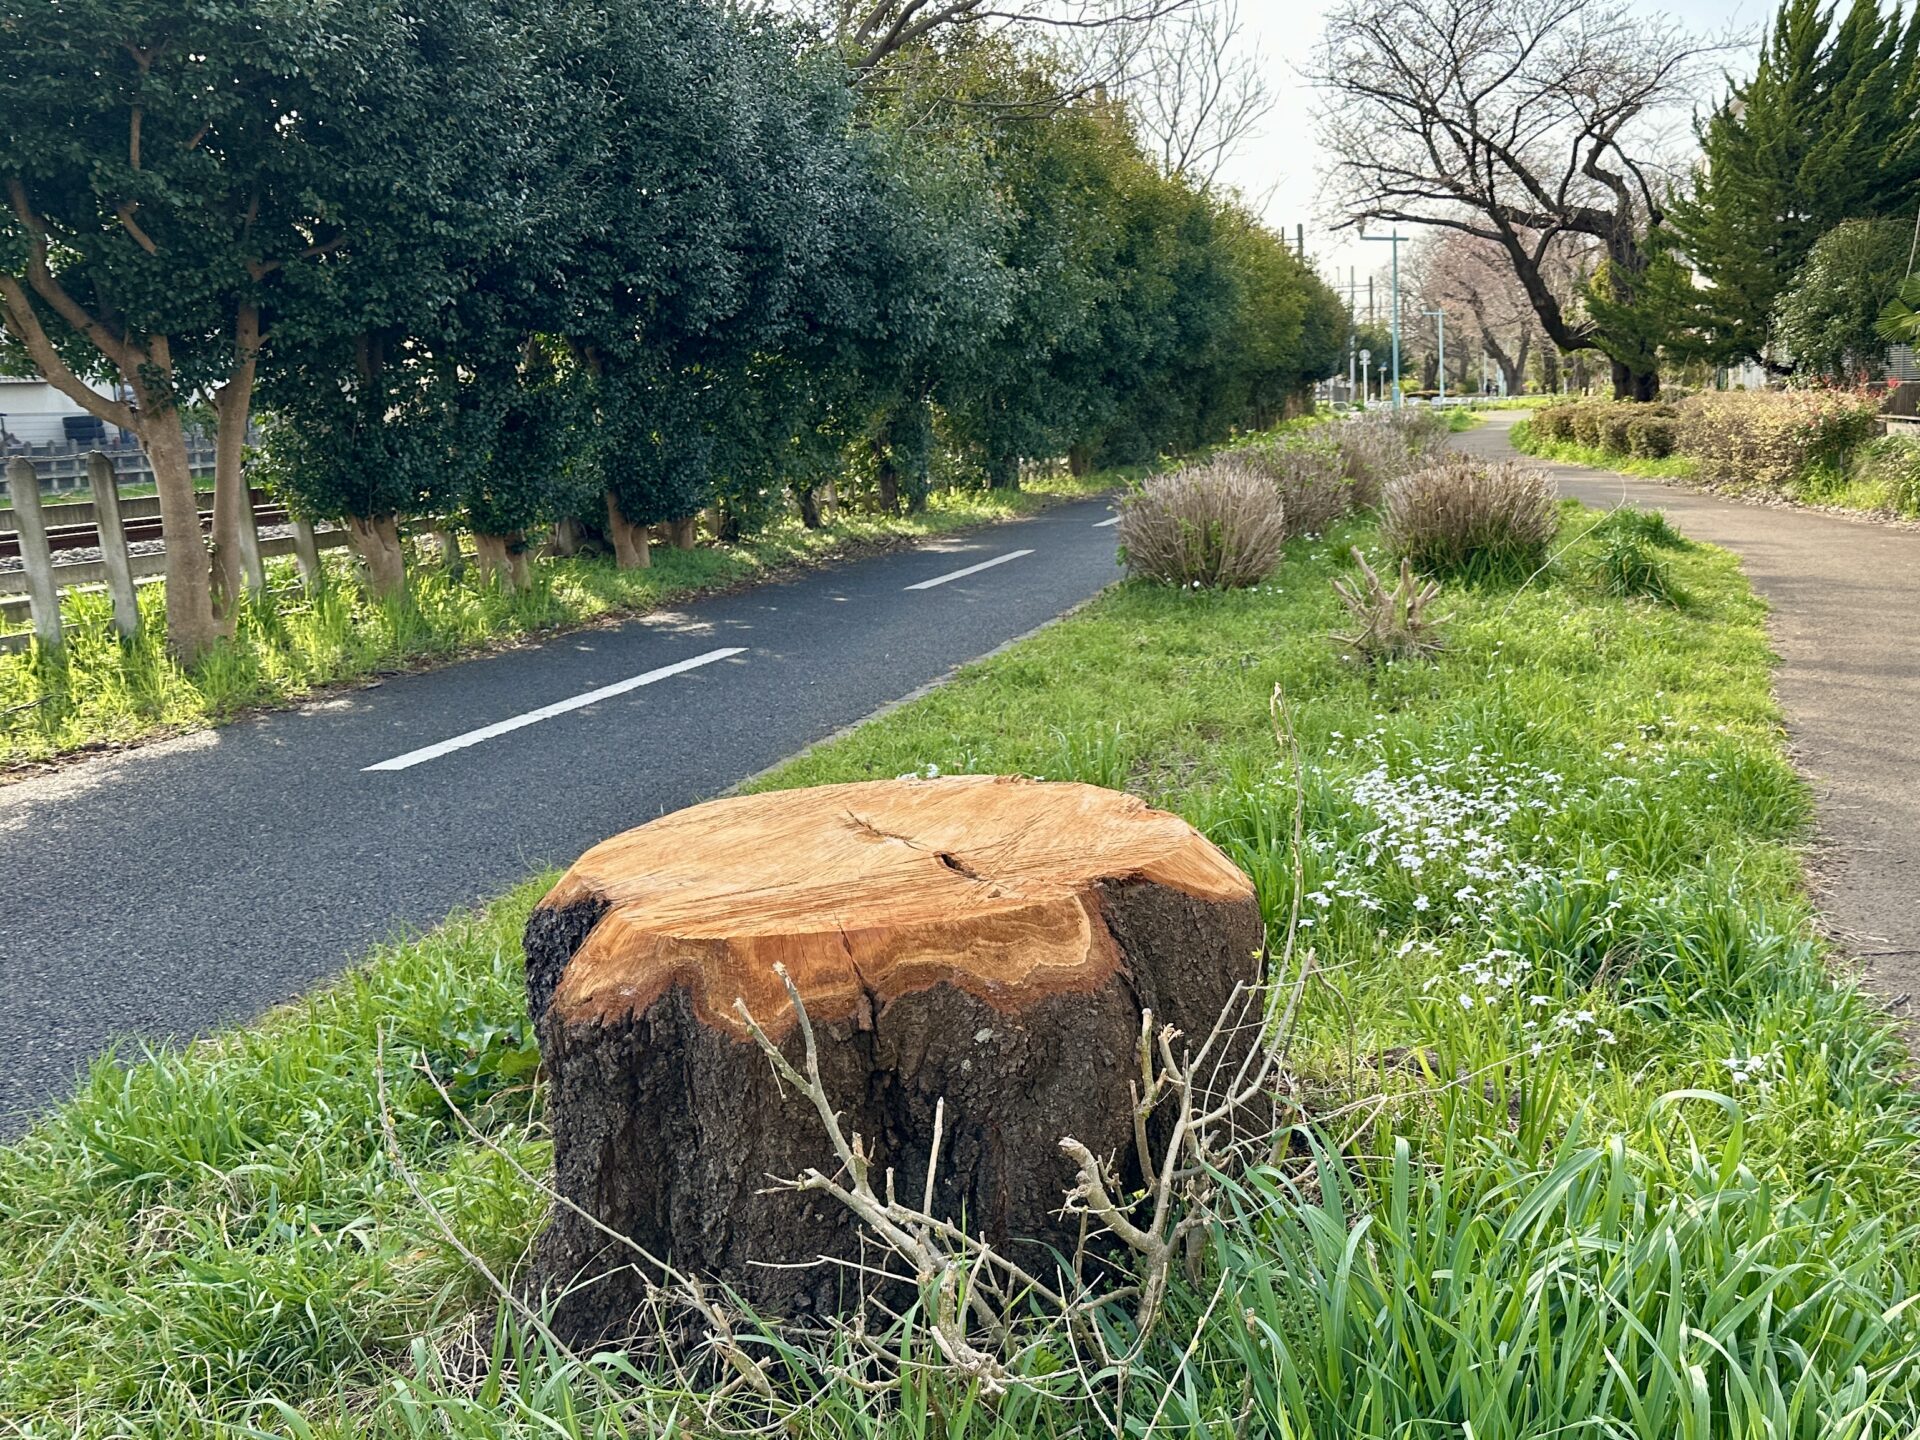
top-left (5, 496), bottom-right (1916, 1436)
top-left (1510, 418), bottom-right (1700, 480)
top-left (0, 475), bottom-right (1115, 771)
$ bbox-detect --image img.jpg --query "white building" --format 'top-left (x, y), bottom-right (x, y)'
top-left (0, 374), bottom-right (128, 447)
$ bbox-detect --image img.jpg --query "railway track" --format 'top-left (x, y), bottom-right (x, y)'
top-left (0, 490), bottom-right (286, 560)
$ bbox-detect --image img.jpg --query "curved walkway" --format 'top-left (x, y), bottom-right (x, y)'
top-left (1459, 413), bottom-right (1920, 1017)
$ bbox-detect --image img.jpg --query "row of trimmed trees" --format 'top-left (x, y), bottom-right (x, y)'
top-left (0, 1), bottom-right (1344, 661)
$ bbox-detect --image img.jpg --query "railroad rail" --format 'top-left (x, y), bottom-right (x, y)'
top-left (0, 489), bottom-right (286, 560)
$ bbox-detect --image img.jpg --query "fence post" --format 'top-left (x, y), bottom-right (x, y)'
top-left (5, 457), bottom-right (62, 649)
top-left (87, 451), bottom-right (140, 638)
top-left (289, 517), bottom-right (323, 589)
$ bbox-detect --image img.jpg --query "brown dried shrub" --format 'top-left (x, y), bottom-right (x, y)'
top-left (1380, 456), bottom-right (1557, 579)
top-left (1234, 442), bottom-right (1354, 537)
top-left (1116, 457), bottom-right (1288, 588)
top-left (1331, 548), bottom-right (1448, 664)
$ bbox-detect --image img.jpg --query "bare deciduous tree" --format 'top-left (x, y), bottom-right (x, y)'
top-left (1408, 228), bottom-right (1569, 394)
top-left (1097, 0), bottom-right (1272, 184)
top-left (1313, 0), bottom-right (1722, 399)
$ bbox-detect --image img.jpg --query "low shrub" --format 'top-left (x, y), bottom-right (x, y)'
top-left (1599, 408), bottom-right (1637, 455)
top-left (1116, 458), bottom-right (1288, 588)
top-left (1533, 403), bottom-right (1579, 442)
top-left (1385, 405), bottom-right (1454, 460)
top-left (1624, 414), bottom-right (1678, 459)
top-left (1380, 456), bottom-right (1557, 579)
top-left (1675, 389), bottom-right (1882, 493)
top-left (1236, 441), bottom-right (1356, 537)
top-left (1327, 415), bottom-right (1417, 509)
top-left (1568, 403), bottom-right (1610, 449)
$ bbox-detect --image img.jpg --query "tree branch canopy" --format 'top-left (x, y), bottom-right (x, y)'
top-left (1312, 0), bottom-right (1727, 392)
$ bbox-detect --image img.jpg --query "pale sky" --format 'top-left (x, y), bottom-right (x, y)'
top-left (1215, 0), bottom-right (1766, 297)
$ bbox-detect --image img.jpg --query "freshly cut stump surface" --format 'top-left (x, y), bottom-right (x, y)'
top-left (526, 774), bottom-right (1262, 1344)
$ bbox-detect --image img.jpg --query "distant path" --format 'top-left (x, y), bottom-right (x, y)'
top-left (0, 496), bottom-right (1125, 1133)
top-left (1460, 413), bottom-right (1920, 1019)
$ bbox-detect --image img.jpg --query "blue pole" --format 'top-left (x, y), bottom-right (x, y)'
top-left (1364, 232), bottom-right (1405, 410)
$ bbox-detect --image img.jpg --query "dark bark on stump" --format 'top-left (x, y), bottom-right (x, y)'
top-left (522, 777), bottom-right (1262, 1348)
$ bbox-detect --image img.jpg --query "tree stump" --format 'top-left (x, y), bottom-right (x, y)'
top-left (525, 774), bottom-right (1263, 1344)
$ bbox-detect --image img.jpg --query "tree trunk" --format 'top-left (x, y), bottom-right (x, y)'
top-left (604, 491), bottom-right (650, 569)
top-left (140, 401), bottom-right (225, 663)
top-left (794, 483), bottom-right (823, 529)
top-left (432, 528), bottom-right (464, 575)
top-left (664, 515), bottom-right (698, 550)
top-left (345, 514), bottom-right (406, 598)
top-left (473, 532), bottom-right (515, 590)
top-left (1068, 442), bottom-right (1096, 478)
top-left (874, 435), bottom-right (901, 515)
top-left (525, 775), bottom-right (1264, 1346)
top-left (1610, 359), bottom-right (1660, 402)
top-left (508, 534), bottom-right (531, 592)
top-left (210, 304), bottom-right (264, 612)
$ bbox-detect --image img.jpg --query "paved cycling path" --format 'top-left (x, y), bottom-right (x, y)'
top-left (0, 497), bottom-right (1127, 1131)
top-left (1461, 414), bottom-right (1920, 1022)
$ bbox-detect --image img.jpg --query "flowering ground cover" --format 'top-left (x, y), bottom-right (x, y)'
top-left (3, 502), bottom-right (1917, 1437)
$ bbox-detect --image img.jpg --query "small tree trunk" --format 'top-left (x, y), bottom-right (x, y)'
top-left (432, 528), bottom-right (464, 575)
top-left (794, 484), bottom-right (823, 529)
top-left (1067, 442), bottom-right (1096, 478)
top-left (473, 532), bottom-right (512, 589)
top-left (140, 398), bottom-right (225, 663)
top-left (664, 515), bottom-right (698, 550)
top-left (346, 513), bottom-right (406, 597)
top-left (1610, 359), bottom-right (1660, 402)
top-left (507, 533), bottom-right (531, 592)
top-left (604, 491), bottom-right (650, 569)
top-left (210, 304), bottom-right (265, 612)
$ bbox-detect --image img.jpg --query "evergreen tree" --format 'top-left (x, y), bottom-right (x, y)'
top-left (1666, 0), bottom-right (1920, 369)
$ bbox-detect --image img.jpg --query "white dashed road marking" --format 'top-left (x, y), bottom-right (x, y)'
top-left (363, 646), bottom-right (747, 772)
top-left (903, 549), bottom-right (1034, 591)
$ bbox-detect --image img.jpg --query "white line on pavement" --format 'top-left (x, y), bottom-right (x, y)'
top-left (1093, 515), bottom-right (1121, 528)
top-left (903, 549), bottom-right (1033, 591)
top-left (362, 646), bottom-right (747, 772)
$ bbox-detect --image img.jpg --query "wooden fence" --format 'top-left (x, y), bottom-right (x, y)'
top-left (1, 452), bottom-right (348, 654)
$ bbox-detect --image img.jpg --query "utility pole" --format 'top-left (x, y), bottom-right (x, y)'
top-left (1422, 308), bottom-right (1446, 402)
top-left (1363, 231), bottom-right (1406, 409)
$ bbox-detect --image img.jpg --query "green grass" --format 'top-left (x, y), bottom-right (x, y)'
top-left (1464, 394), bottom-right (1558, 410)
top-left (4, 503), bottom-right (1919, 1437)
top-left (1510, 418), bottom-right (1701, 480)
top-left (0, 476), bottom-right (1116, 770)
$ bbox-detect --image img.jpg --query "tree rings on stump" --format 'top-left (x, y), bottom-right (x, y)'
top-left (525, 774), bottom-right (1263, 1345)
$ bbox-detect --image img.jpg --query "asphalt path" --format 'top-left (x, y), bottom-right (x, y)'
top-left (1460, 414), bottom-right (1920, 1028)
top-left (0, 496), bottom-right (1126, 1132)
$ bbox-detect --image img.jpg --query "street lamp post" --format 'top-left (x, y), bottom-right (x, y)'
top-left (1363, 231), bottom-right (1406, 409)
top-left (1359, 348), bottom-right (1372, 406)
top-left (1422, 307), bottom-right (1446, 403)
